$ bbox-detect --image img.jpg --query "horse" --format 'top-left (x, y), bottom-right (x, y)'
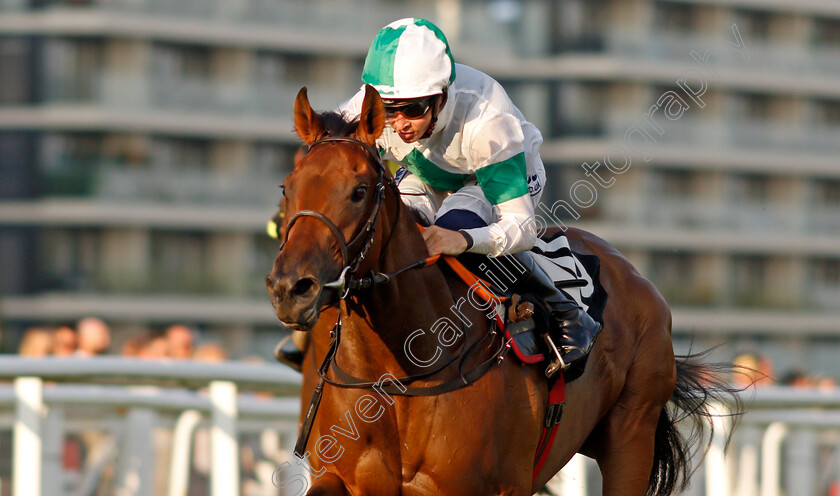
top-left (267, 85), bottom-right (734, 496)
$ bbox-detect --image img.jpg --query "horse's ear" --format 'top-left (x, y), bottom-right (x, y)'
top-left (294, 87), bottom-right (325, 146)
top-left (356, 85), bottom-right (385, 147)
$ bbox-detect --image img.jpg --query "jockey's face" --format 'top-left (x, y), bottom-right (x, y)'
top-left (384, 95), bottom-right (439, 143)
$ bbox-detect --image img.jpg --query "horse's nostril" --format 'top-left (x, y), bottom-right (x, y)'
top-left (292, 277), bottom-right (316, 297)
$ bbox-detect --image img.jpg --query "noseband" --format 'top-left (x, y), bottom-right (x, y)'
top-left (278, 136), bottom-right (399, 298)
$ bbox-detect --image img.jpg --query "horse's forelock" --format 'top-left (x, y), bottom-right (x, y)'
top-left (318, 110), bottom-right (359, 138)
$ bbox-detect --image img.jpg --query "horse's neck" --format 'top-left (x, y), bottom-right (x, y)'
top-left (336, 195), bottom-right (463, 378)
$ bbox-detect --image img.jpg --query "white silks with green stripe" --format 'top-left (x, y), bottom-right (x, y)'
top-left (362, 18), bottom-right (455, 99)
top-left (341, 22), bottom-right (546, 256)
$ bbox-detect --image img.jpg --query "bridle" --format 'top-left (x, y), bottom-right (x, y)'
top-left (280, 135), bottom-right (508, 459)
top-left (278, 136), bottom-right (400, 298)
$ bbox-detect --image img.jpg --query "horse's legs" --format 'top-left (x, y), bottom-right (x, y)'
top-left (591, 403), bottom-right (661, 496)
top-left (586, 326), bottom-right (675, 496)
top-left (307, 473), bottom-right (350, 496)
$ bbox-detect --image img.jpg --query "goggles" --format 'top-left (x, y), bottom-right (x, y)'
top-left (382, 96), bottom-right (435, 119)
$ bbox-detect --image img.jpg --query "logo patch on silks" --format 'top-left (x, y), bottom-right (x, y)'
top-left (527, 173), bottom-right (543, 197)
top-left (394, 166), bottom-right (410, 186)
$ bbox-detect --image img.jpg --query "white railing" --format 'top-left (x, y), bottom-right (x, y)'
top-left (0, 357), bottom-right (301, 496)
top-left (5, 358), bottom-right (840, 496)
top-left (556, 387), bottom-right (840, 496)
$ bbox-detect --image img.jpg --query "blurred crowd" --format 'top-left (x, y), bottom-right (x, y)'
top-left (17, 320), bottom-right (840, 388)
top-left (17, 318), bottom-right (231, 362)
top-left (732, 351), bottom-right (838, 390)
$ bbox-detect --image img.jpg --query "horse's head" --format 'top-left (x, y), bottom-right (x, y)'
top-left (266, 85), bottom-right (387, 330)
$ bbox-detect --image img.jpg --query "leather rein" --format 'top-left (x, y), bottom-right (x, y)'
top-left (284, 136), bottom-right (507, 458)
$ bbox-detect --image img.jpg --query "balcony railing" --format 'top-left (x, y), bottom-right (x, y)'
top-left (41, 70), bottom-right (348, 118)
top-left (604, 195), bottom-right (840, 236)
top-left (1, 0), bottom-right (523, 56)
top-left (37, 267), bottom-right (274, 297)
top-left (42, 159), bottom-right (286, 206)
top-left (6, 1), bottom-right (840, 76)
top-left (605, 117), bottom-right (840, 155)
top-left (590, 30), bottom-right (840, 77)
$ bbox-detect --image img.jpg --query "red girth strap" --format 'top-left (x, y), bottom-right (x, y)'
top-left (533, 375), bottom-right (566, 481)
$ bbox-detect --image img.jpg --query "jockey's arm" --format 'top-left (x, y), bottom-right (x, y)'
top-left (459, 114), bottom-right (537, 257)
top-left (457, 193), bottom-right (536, 256)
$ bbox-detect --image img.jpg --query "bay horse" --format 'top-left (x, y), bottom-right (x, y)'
top-left (267, 85), bottom-right (733, 495)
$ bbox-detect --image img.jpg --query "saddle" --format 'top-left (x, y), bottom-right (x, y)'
top-left (449, 230), bottom-right (608, 383)
top-left (441, 231), bottom-right (608, 476)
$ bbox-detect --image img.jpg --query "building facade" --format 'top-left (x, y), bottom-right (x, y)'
top-left (1, 0), bottom-right (839, 373)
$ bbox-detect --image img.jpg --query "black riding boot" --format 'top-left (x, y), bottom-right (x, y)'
top-left (274, 334), bottom-right (304, 373)
top-left (464, 251), bottom-right (602, 371)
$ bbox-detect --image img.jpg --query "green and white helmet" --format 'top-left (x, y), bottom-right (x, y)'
top-left (362, 18), bottom-right (456, 99)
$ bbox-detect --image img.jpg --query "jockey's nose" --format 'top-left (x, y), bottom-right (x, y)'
top-left (389, 113), bottom-right (410, 132)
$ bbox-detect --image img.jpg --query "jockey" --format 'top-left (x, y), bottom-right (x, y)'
top-left (276, 18), bottom-right (601, 374)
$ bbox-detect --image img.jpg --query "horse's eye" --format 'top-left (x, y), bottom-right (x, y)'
top-left (280, 184), bottom-right (286, 198)
top-left (352, 185), bottom-right (368, 203)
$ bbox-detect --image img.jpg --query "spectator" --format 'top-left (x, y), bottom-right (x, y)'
top-left (783, 371), bottom-right (838, 390)
top-left (165, 325), bottom-right (194, 360)
top-left (193, 343), bottom-right (228, 362)
top-left (18, 327), bottom-right (53, 357)
top-left (137, 335), bottom-right (169, 360)
top-left (76, 317), bottom-right (111, 356)
top-left (52, 326), bottom-right (78, 356)
top-left (732, 352), bottom-right (775, 388)
top-left (120, 333), bottom-right (149, 357)
top-left (816, 375), bottom-right (837, 390)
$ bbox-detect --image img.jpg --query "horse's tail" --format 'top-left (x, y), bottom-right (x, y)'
top-left (647, 351), bottom-right (744, 496)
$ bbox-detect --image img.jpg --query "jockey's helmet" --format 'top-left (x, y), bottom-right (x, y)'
top-left (362, 18), bottom-right (456, 100)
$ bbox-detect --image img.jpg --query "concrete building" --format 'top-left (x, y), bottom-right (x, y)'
top-left (1, 0), bottom-right (838, 373)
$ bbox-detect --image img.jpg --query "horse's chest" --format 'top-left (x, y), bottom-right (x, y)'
top-left (318, 398), bottom-right (503, 494)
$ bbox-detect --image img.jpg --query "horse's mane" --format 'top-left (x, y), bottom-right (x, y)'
top-left (319, 110), bottom-right (359, 138)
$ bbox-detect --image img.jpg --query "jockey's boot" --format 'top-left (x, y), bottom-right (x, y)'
top-left (274, 332), bottom-right (306, 372)
top-left (468, 251), bottom-right (602, 371)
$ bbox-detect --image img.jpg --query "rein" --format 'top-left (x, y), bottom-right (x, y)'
top-left (288, 136), bottom-right (508, 458)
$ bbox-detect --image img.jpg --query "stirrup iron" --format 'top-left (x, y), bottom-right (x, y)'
top-left (542, 333), bottom-right (567, 378)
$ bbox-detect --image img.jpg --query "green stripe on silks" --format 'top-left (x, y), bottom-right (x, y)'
top-left (475, 152), bottom-right (529, 205)
top-left (362, 25), bottom-right (407, 89)
top-left (403, 149), bottom-right (469, 192)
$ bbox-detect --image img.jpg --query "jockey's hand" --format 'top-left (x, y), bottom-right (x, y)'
top-left (422, 226), bottom-right (468, 256)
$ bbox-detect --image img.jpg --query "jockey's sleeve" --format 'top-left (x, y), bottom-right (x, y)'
top-left (462, 194), bottom-right (537, 256)
top-left (460, 113), bottom-right (537, 256)
top-left (336, 88), bottom-right (365, 118)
